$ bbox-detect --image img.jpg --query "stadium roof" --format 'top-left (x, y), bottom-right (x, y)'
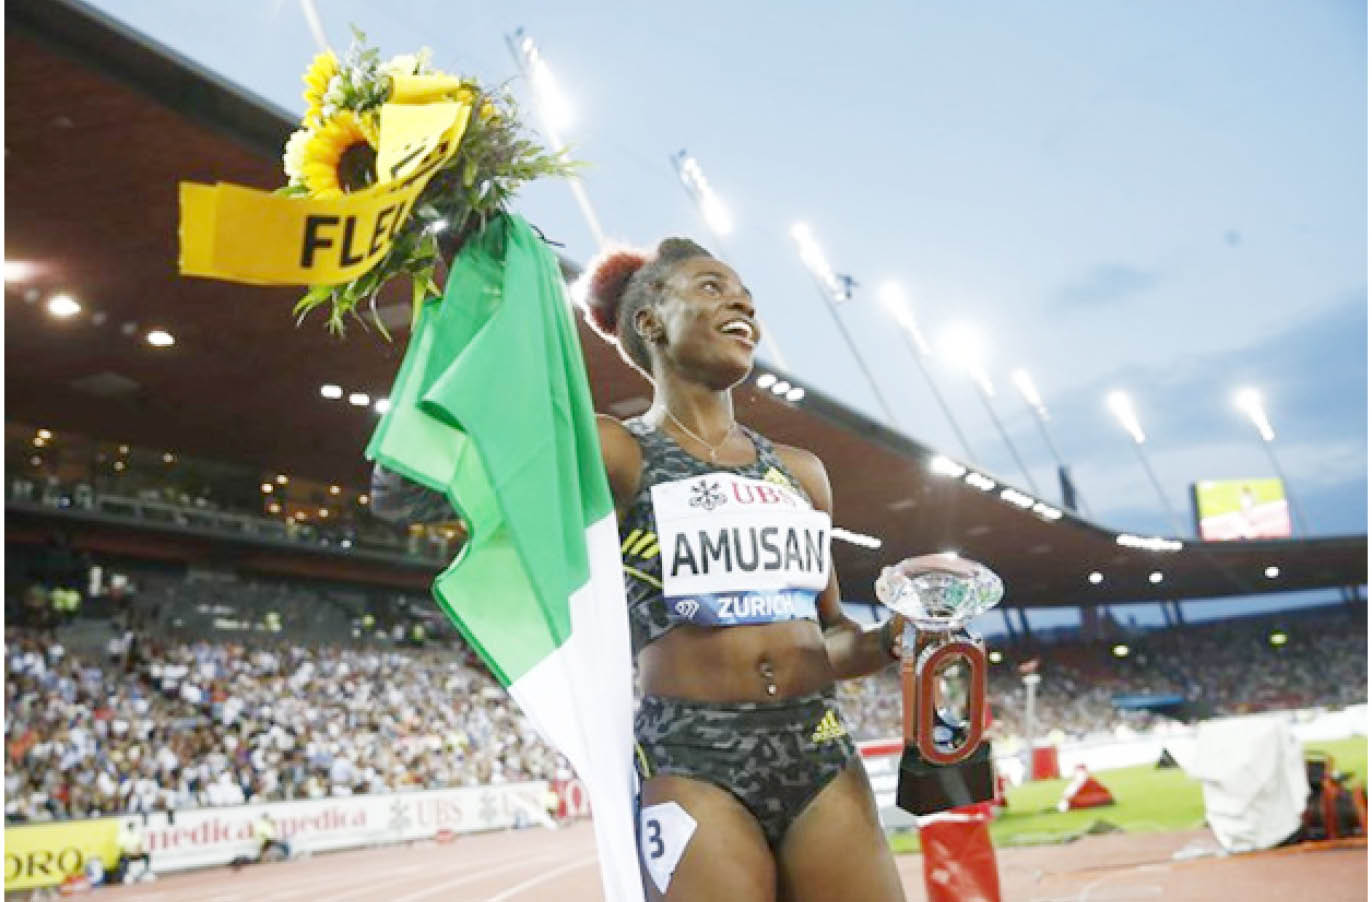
top-left (6, 0), bottom-right (1367, 609)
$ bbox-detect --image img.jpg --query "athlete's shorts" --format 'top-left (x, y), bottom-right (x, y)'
top-left (634, 691), bottom-right (858, 848)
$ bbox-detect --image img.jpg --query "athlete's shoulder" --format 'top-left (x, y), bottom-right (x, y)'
top-left (596, 413), bottom-right (637, 446)
top-left (597, 414), bottom-right (643, 507)
top-left (769, 441), bottom-right (833, 512)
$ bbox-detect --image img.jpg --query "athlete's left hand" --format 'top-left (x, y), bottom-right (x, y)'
top-left (880, 612), bottom-right (908, 660)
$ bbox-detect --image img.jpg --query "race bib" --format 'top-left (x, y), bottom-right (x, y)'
top-left (650, 473), bottom-right (830, 626)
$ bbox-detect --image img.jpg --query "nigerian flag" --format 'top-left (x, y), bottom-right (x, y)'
top-left (366, 214), bottom-right (644, 901)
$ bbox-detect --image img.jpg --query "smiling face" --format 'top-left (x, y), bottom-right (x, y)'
top-left (637, 256), bottom-right (761, 390)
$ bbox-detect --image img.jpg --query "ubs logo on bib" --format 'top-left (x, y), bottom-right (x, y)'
top-left (688, 479), bottom-right (727, 512)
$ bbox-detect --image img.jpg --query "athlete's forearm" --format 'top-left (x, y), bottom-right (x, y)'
top-left (823, 618), bottom-right (897, 680)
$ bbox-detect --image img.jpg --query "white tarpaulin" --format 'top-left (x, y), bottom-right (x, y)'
top-left (1186, 715), bottom-right (1309, 852)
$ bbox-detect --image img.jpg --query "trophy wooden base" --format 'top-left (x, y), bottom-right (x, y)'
top-left (895, 741), bottom-right (994, 815)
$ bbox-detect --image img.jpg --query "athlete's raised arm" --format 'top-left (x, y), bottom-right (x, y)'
top-left (777, 443), bottom-right (903, 680)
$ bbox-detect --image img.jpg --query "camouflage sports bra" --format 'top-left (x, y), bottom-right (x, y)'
top-left (618, 417), bottom-right (831, 654)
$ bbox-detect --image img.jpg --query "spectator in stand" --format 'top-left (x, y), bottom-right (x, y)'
top-left (113, 819), bottom-right (154, 883)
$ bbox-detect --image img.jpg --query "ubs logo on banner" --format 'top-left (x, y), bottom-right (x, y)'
top-left (387, 799), bottom-right (412, 834)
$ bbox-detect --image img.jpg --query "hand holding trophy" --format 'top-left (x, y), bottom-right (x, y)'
top-left (875, 554), bottom-right (1004, 815)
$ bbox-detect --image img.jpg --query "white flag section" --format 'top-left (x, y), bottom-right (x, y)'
top-left (507, 515), bottom-right (644, 902)
top-left (366, 215), bottom-right (645, 900)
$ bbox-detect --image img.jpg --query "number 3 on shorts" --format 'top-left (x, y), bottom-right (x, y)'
top-left (639, 801), bottom-right (697, 894)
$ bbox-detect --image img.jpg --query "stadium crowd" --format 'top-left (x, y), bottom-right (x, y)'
top-left (4, 629), bottom-right (566, 823)
top-left (4, 602), bottom-right (1364, 823)
top-left (834, 612), bottom-right (1367, 743)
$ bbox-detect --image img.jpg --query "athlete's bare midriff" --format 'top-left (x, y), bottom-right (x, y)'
top-left (637, 619), bottom-right (837, 702)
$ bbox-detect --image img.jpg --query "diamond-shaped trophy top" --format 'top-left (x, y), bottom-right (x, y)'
top-left (874, 557), bottom-right (1004, 630)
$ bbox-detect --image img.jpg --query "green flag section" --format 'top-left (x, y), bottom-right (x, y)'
top-left (366, 214), bottom-right (644, 901)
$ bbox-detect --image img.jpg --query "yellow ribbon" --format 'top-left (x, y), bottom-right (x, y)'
top-left (179, 89), bottom-right (471, 286)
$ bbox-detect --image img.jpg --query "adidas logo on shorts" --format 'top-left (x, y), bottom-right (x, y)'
top-left (811, 709), bottom-right (847, 744)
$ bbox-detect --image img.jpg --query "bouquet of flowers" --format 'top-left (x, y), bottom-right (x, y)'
top-left (280, 31), bottom-right (574, 335)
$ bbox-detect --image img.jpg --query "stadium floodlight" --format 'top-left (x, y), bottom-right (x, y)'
top-left (506, 29), bottom-right (606, 249)
top-left (46, 293), bottom-right (81, 318)
top-left (669, 153), bottom-right (788, 370)
top-left (1265, 565), bottom-right (1280, 579)
top-left (319, 384), bottom-right (343, 400)
top-left (1112, 644), bottom-right (1130, 658)
top-left (929, 455), bottom-right (968, 478)
top-left (832, 526), bottom-right (882, 549)
top-left (785, 386), bottom-right (805, 402)
top-left (1107, 391), bottom-right (1186, 537)
top-left (1269, 631), bottom-right (1288, 647)
top-left (1013, 367), bottom-right (1090, 516)
top-left (790, 223), bottom-right (849, 304)
top-left (877, 282), bottom-right (929, 354)
top-left (1088, 571), bottom-right (1104, 585)
top-left (4, 260), bottom-right (38, 282)
top-left (1000, 488), bottom-right (1035, 509)
top-left (756, 373), bottom-right (777, 390)
top-left (672, 152), bottom-right (732, 237)
top-left (943, 322), bottom-right (1041, 494)
top-left (1010, 369), bottom-right (1047, 419)
top-left (878, 281), bottom-right (978, 463)
top-left (1149, 571), bottom-right (1164, 584)
top-left (988, 650), bottom-right (1003, 664)
top-left (1106, 391), bottom-right (1146, 444)
top-left (348, 392), bottom-right (370, 407)
top-left (788, 222), bottom-right (897, 425)
top-left (964, 471), bottom-right (997, 491)
top-left (940, 323), bottom-right (994, 398)
top-left (1233, 387), bottom-right (1308, 536)
top-left (772, 380), bottom-right (791, 395)
top-left (1235, 388), bottom-right (1275, 442)
top-left (516, 34), bottom-right (572, 133)
top-left (1115, 533), bottom-right (1183, 552)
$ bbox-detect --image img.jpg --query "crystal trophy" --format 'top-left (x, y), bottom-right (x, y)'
top-left (875, 556), bottom-right (1004, 815)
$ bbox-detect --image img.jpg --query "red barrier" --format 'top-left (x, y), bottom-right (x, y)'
top-left (1031, 744), bottom-right (1061, 780)
top-left (919, 808), bottom-right (1002, 902)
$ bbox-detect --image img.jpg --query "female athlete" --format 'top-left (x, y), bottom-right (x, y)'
top-left (582, 237), bottom-right (915, 901)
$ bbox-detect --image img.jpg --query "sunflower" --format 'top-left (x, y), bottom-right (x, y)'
top-left (300, 111), bottom-right (378, 199)
top-left (301, 50), bottom-right (338, 128)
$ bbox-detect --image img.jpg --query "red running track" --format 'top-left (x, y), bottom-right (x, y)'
top-left (85, 822), bottom-right (1366, 901)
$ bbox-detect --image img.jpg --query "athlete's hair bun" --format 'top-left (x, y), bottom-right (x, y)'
top-left (579, 248), bottom-right (650, 338)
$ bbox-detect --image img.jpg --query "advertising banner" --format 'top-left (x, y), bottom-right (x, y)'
top-left (138, 781), bottom-right (548, 874)
top-left (4, 817), bottom-right (120, 891)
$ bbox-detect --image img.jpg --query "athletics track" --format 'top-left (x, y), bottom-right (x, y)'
top-left (79, 820), bottom-right (1366, 901)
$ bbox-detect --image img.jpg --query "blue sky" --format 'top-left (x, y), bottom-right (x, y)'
top-left (84, 1), bottom-right (1367, 623)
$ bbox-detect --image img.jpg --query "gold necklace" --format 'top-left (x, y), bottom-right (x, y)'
top-left (655, 407), bottom-right (738, 463)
